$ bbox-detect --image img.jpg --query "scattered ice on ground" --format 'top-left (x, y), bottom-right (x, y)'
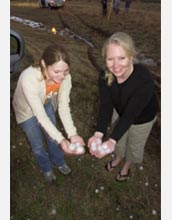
top-left (95, 189), bottom-right (99, 193)
top-left (140, 58), bottom-right (157, 67)
top-left (135, 53), bottom-right (157, 67)
top-left (152, 209), bottom-right (157, 215)
top-left (10, 16), bottom-right (46, 30)
top-left (145, 182), bottom-right (149, 186)
top-left (77, 157), bottom-right (81, 162)
top-left (139, 166), bottom-right (143, 170)
top-left (50, 208), bottom-right (56, 215)
top-left (11, 16), bottom-right (94, 47)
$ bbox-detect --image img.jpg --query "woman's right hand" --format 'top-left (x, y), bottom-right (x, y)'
top-left (88, 136), bottom-right (101, 157)
top-left (87, 131), bottom-right (104, 148)
top-left (88, 136), bottom-right (100, 149)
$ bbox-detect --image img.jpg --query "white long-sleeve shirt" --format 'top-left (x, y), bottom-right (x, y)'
top-left (12, 65), bottom-right (77, 143)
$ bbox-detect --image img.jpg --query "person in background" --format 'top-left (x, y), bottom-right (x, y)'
top-left (88, 32), bottom-right (158, 182)
top-left (113, 0), bottom-right (120, 14)
top-left (101, 0), bottom-right (120, 16)
top-left (13, 44), bottom-right (85, 182)
top-left (125, 0), bottom-right (132, 13)
top-left (101, 0), bottom-right (108, 15)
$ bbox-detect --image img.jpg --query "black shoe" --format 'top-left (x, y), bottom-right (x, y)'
top-left (57, 163), bottom-right (72, 175)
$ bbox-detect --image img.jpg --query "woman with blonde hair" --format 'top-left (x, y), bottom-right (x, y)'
top-left (13, 44), bottom-right (85, 182)
top-left (88, 32), bottom-right (158, 182)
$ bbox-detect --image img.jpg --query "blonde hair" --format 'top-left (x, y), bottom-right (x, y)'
top-left (102, 32), bottom-right (138, 85)
top-left (104, 70), bottom-right (114, 86)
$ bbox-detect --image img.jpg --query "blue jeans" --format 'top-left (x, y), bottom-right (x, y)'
top-left (19, 101), bottom-right (65, 173)
top-left (113, 0), bottom-right (120, 8)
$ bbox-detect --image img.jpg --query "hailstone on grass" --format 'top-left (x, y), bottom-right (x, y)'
top-left (152, 209), bottom-right (157, 215)
top-left (95, 189), bottom-right (99, 193)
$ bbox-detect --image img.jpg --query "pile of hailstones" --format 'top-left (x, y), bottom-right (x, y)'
top-left (68, 142), bottom-right (85, 154)
top-left (90, 138), bottom-right (112, 155)
top-left (68, 139), bottom-right (113, 156)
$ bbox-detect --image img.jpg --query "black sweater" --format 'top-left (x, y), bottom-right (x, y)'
top-left (96, 64), bottom-right (159, 142)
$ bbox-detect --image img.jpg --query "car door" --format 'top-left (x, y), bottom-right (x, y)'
top-left (10, 29), bottom-right (25, 78)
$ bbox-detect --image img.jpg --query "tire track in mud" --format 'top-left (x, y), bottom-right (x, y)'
top-left (59, 9), bottom-right (110, 40)
top-left (57, 9), bottom-right (105, 73)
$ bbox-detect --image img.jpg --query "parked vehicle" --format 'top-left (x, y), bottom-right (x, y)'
top-left (38, 0), bottom-right (65, 9)
top-left (10, 29), bottom-right (25, 78)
